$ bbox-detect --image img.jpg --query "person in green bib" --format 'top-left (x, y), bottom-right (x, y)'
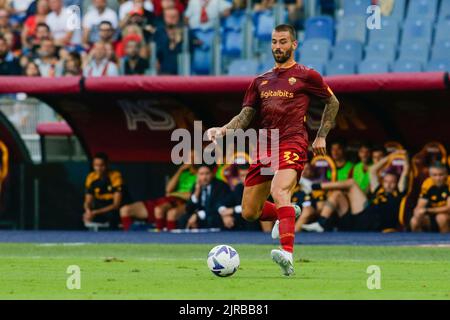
top-left (327, 141), bottom-right (354, 181)
top-left (349, 143), bottom-right (372, 193)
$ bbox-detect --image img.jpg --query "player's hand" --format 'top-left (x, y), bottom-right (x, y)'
top-left (222, 215), bottom-right (234, 229)
top-left (312, 137), bottom-right (327, 156)
top-left (206, 127), bottom-right (226, 144)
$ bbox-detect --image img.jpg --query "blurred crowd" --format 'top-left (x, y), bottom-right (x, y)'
top-left (0, 0), bottom-right (314, 77)
top-left (82, 141), bottom-right (450, 233)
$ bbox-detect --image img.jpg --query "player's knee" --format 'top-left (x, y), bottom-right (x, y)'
top-left (166, 208), bottom-right (177, 221)
top-left (120, 205), bottom-right (130, 217)
top-left (270, 186), bottom-right (290, 205)
top-left (241, 205), bottom-right (261, 222)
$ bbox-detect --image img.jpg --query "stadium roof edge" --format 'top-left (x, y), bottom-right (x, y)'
top-left (0, 73), bottom-right (447, 95)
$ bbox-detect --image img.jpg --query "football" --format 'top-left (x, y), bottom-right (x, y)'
top-left (207, 245), bottom-right (240, 277)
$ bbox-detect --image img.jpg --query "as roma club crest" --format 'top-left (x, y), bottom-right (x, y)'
top-left (288, 77), bottom-right (296, 85)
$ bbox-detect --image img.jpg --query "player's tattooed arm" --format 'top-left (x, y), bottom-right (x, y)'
top-left (317, 94), bottom-right (339, 138)
top-left (223, 106), bottom-right (256, 131)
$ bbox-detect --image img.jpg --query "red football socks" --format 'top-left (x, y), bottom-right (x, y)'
top-left (121, 216), bottom-right (133, 231)
top-left (277, 206), bottom-right (296, 253)
top-left (260, 201), bottom-right (278, 221)
top-left (155, 218), bottom-right (166, 230)
top-left (166, 220), bottom-right (177, 231)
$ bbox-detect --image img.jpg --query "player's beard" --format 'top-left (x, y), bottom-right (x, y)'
top-left (272, 47), bottom-right (293, 63)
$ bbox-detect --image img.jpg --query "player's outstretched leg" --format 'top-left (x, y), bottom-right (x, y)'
top-left (270, 169), bottom-right (298, 276)
top-left (271, 205), bottom-right (302, 239)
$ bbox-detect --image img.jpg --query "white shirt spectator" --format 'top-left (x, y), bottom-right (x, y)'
top-left (119, 0), bottom-right (154, 20)
top-left (83, 6), bottom-right (119, 30)
top-left (11, 0), bottom-right (34, 12)
top-left (83, 59), bottom-right (118, 77)
top-left (46, 7), bottom-right (82, 44)
top-left (184, 0), bottom-right (231, 30)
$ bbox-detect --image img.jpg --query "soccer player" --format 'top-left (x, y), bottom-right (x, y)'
top-left (83, 152), bottom-right (124, 229)
top-left (206, 24), bottom-right (339, 276)
top-left (410, 162), bottom-right (450, 233)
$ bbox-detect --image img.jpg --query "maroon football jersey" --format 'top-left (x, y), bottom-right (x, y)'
top-left (241, 63), bottom-right (333, 152)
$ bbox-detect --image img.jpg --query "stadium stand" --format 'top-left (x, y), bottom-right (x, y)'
top-left (358, 59), bottom-right (390, 74)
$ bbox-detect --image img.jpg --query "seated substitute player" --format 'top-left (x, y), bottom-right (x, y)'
top-left (183, 164), bottom-right (231, 230)
top-left (410, 162), bottom-right (450, 233)
top-left (302, 150), bottom-right (410, 232)
top-left (83, 152), bottom-right (124, 229)
top-left (119, 161), bottom-right (197, 231)
top-left (206, 24), bottom-right (340, 276)
top-left (349, 143), bottom-right (372, 193)
top-left (327, 140), bottom-right (354, 181)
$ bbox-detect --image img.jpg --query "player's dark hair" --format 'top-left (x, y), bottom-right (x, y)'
top-left (372, 145), bottom-right (386, 155)
top-left (429, 161), bottom-right (447, 172)
top-left (93, 152), bottom-right (109, 164)
top-left (358, 142), bottom-right (372, 150)
top-left (194, 163), bottom-right (216, 172)
top-left (330, 139), bottom-right (346, 149)
top-left (274, 24), bottom-right (297, 41)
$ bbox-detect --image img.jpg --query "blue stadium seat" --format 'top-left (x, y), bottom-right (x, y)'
top-left (222, 10), bottom-right (246, 32)
top-left (332, 40), bottom-right (363, 62)
top-left (426, 59), bottom-right (450, 72)
top-left (336, 15), bottom-right (366, 43)
top-left (191, 29), bottom-right (215, 75)
top-left (358, 59), bottom-right (390, 74)
top-left (299, 39), bottom-right (331, 63)
top-left (387, 0), bottom-right (406, 22)
top-left (401, 18), bottom-right (433, 46)
top-left (222, 30), bottom-right (243, 57)
top-left (326, 60), bottom-right (356, 75)
top-left (253, 10), bottom-right (275, 41)
top-left (258, 59), bottom-right (274, 74)
top-left (227, 59), bottom-right (259, 76)
top-left (438, 0), bottom-right (450, 22)
top-left (399, 41), bottom-right (430, 64)
top-left (392, 59), bottom-right (423, 72)
top-left (434, 19), bottom-right (450, 42)
top-left (365, 42), bottom-right (397, 62)
top-left (431, 40), bottom-right (450, 60)
top-left (305, 16), bottom-right (334, 42)
top-left (301, 60), bottom-right (325, 75)
top-left (368, 16), bottom-right (400, 44)
top-left (406, 0), bottom-right (438, 21)
top-left (343, 0), bottom-right (371, 17)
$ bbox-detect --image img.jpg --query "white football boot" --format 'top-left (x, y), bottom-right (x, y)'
top-left (301, 222), bottom-right (324, 233)
top-left (271, 249), bottom-right (294, 276)
top-left (271, 205), bottom-right (302, 239)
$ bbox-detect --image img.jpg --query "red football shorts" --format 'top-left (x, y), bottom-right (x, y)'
top-left (143, 196), bottom-right (184, 223)
top-left (244, 145), bottom-right (307, 187)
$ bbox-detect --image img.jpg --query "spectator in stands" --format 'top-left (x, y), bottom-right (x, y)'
top-left (119, 1), bottom-right (155, 42)
top-left (46, 0), bottom-right (78, 46)
top-left (119, 39), bottom-right (149, 74)
top-left (83, 41), bottom-right (118, 76)
top-left (115, 23), bottom-right (148, 58)
top-left (154, 7), bottom-right (182, 74)
top-left (34, 37), bottom-right (60, 76)
top-left (0, 36), bottom-right (22, 75)
top-left (119, 0), bottom-right (154, 21)
top-left (411, 162), bottom-right (450, 233)
top-left (350, 143), bottom-right (372, 193)
top-left (95, 20), bottom-right (119, 51)
top-left (25, 22), bottom-right (52, 56)
top-left (328, 140), bottom-right (354, 181)
top-left (184, 164), bottom-right (231, 230)
top-left (254, 0), bottom-right (274, 12)
top-left (82, 0), bottom-right (118, 48)
top-left (83, 152), bottom-right (123, 230)
top-left (153, 0), bottom-right (185, 18)
top-left (302, 150), bottom-right (410, 232)
top-left (184, 0), bottom-right (231, 30)
top-left (61, 51), bottom-right (82, 75)
top-left (119, 159), bottom-right (197, 231)
top-left (0, 9), bottom-right (12, 35)
top-left (10, 0), bottom-right (35, 20)
top-left (21, 0), bottom-right (50, 51)
top-left (24, 60), bottom-right (41, 76)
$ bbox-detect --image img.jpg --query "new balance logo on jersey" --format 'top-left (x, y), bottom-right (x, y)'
top-left (260, 90), bottom-right (294, 99)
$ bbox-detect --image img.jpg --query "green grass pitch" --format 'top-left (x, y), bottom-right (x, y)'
top-left (0, 243), bottom-right (449, 299)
